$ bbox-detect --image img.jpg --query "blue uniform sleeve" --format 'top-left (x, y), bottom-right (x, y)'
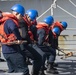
top-left (49, 30), bottom-right (58, 49)
top-left (37, 29), bottom-right (45, 45)
top-left (48, 30), bottom-right (53, 44)
top-left (4, 19), bottom-right (22, 40)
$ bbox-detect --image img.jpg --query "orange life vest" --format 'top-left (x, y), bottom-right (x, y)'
top-left (50, 21), bottom-right (63, 33)
top-left (49, 21), bottom-right (62, 38)
top-left (23, 16), bottom-right (34, 41)
top-left (23, 16), bottom-right (32, 27)
top-left (36, 22), bottom-right (49, 42)
top-left (36, 22), bottom-right (49, 34)
top-left (28, 31), bottom-right (34, 41)
top-left (31, 19), bottom-right (37, 25)
top-left (0, 12), bottom-right (19, 43)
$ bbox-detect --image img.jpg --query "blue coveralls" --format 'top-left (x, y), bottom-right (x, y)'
top-left (2, 19), bottom-right (29, 75)
top-left (19, 19), bottom-right (46, 75)
top-left (37, 28), bottom-right (56, 64)
top-left (48, 29), bottom-right (58, 63)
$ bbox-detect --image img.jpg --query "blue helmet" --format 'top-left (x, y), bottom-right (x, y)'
top-left (26, 9), bottom-right (38, 21)
top-left (52, 27), bottom-right (60, 35)
top-left (11, 4), bottom-right (25, 16)
top-left (60, 21), bottom-right (67, 29)
top-left (43, 16), bottom-right (54, 25)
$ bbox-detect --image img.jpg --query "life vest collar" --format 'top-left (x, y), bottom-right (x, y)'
top-left (0, 12), bottom-right (19, 27)
top-left (51, 21), bottom-right (64, 32)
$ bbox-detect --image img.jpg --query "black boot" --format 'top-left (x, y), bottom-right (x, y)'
top-left (31, 68), bottom-right (39, 75)
top-left (43, 66), bottom-right (47, 70)
top-left (39, 70), bottom-right (46, 75)
top-left (26, 57), bottom-right (32, 65)
top-left (46, 61), bottom-right (57, 70)
top-left (23, 74), bottom-right (30, 75)
top-left (46, 63), bottom-right (58, 74)
top-left (31, 72), bottom-right (39, 75)
top-left (0, 58), bottom-right (5, 62)
top-left (39, 66), bottom-right (46, 75)
top-left (53, 62), bottom-right (58, 67)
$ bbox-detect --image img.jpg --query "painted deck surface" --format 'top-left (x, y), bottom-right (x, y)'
top-left (0, 55), bottom-right (76, 75)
